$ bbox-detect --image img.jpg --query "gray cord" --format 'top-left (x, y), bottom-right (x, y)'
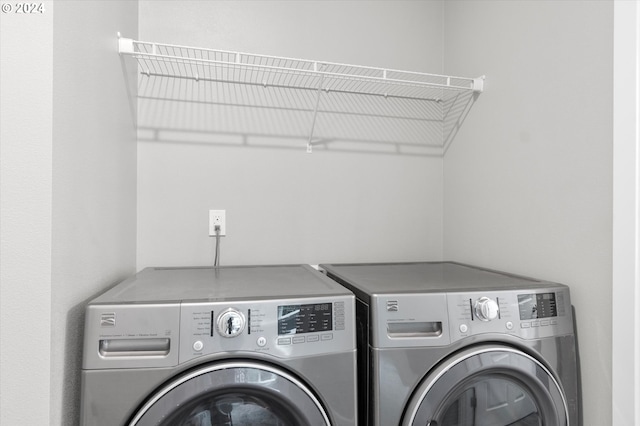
top-left (214, 225), bottom-right (221, 266)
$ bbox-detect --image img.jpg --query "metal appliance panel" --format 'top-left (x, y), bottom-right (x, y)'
top-left (320, 261), bottom-right (580, 426)
top-left (81, 265), bottom-right (358, 426)
top-left (91, 264), bottom-right (350, 304)
top-left (371, 287), bottom-right (573, 348)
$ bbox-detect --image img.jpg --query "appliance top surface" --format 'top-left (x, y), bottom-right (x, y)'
top-left (320, 261), bottom-right (565, 295)
top-left (90, 265), bottom-right (352, 304)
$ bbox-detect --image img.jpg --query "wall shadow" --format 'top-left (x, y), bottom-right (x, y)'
top-left (136, 74), bottom-right (478, 157)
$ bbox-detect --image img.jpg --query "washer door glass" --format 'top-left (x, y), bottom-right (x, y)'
top-left (129, 362), bottom-right (331, 426)
top-left (402, 345), bottom-right (569, 426)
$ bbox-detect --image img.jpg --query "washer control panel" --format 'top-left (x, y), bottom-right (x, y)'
top-left (373, 287), bottom-right (573, 348)
top-left (179, 296), bottom-right (355, 363)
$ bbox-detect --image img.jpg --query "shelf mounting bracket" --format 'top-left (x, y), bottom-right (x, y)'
top-left (118, 34), bottom-right (135, 55)
top-left (307, 64), bottom-right (326, 153)
top-left (472, 76), bottom-right (486, 93)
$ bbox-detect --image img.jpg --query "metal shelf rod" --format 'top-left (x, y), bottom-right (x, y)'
top-left (131, 53), bottom-right (476, 94)
top-left (138, 71), bottom-right (445, 103)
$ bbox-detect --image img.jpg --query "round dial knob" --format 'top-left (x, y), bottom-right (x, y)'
top-left (474, 297), bottom-right (499, 322)
top-left (217, 308), bottom-right (245, 338)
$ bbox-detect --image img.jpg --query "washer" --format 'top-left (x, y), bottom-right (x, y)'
top-left (320, 261), bottom-right (581, 426)
top-left (80, 265), bottom-right (357, 426)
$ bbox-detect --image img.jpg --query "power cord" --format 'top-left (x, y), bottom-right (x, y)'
top-left (213, 224), bottom-right (221, 266)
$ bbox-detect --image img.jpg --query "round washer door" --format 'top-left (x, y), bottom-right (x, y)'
top-left (402, 345), bottom-right (569, 426)
top-left (128, 361), bottom-right (332, 426)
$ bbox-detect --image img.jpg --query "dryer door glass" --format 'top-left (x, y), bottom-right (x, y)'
top-left (128, 362), bottom-right (331, 426)
top-left (403, 346), bottom-right (568, 426)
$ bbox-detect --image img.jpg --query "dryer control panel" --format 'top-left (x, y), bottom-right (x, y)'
top-left (179, 295), bottom-right (356, 363)
top-left (372, 287), bottom-right (573, 348)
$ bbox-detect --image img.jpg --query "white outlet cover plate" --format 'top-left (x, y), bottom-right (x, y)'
top-left (209, 210), bottom-right (226, 236)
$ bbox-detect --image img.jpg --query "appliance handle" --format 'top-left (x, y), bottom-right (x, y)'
top-left (387, 321), bottom-right (442, 338)
top-left (99, 338), bottom-right (170, 357)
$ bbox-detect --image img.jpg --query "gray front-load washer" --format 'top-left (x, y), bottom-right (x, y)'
top-left (80, 265), bottom-right (357, 425)
top-left (321, 261), bottom-right (581, 426)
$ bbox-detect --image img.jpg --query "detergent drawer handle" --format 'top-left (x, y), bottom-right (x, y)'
top-left (99, 338), bottom-right (170, 357)
top-left (387, 321), bottom-right (443, 338)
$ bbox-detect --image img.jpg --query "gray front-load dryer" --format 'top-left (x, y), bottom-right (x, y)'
top-left (321, 261), bottom-right (581, 426)
top-left (80, 265), bottom-right (357, 426)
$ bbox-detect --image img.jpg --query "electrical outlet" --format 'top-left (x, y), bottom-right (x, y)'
top-left (209, 210), bottom-right (226, 236)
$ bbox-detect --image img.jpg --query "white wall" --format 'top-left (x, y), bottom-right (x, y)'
top-left (50, 2), bottom-right (138, 424)
top-left (443, 1), bottom-right (613, 424)
top-left (0, 2), bottom-right (137, 425)
top-left (612, 1), bottom-right (640, 424)
top-left (0, 3), bottom-right (54, 424)
top-left (136, 1), bottom-right (446, 269)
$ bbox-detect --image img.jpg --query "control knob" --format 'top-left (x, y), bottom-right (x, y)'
top-left (217, 308), bottom-right (245, 337)
top-left (474, 297), bottom-right (499, 322)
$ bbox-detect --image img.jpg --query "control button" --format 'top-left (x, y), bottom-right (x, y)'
top-left (293, 336), bottom-right (305, 344)
top-left (307, 335), bottom-right (319, 342)
top-left (550, 319), bottom-right (558, 325)
top-left (541, 320), bottom-right (549, 326)
top-left (532, 321), bottom-right (540, 327)
top-left (321, 333), bottom-right (333, 341)
top-left (474, 297), bottom-right (500, 322)
top-left (277, 337), bottom-right (291, 345)
top-left (193, 341), bottom-right (204, 351)
top-left (521, 322), bottom-right (531, 328)
top-left (256, 336), bottom-right (267, 347)
top-left (506, 321), bottom-right (514, 330)
top-left (217, 308), bottom-right (246, 338)
top-left (459, 324), bottom-right (468, 333)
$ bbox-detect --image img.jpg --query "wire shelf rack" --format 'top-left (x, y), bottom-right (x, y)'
top-left (119, 35), bottom-right (484, 154)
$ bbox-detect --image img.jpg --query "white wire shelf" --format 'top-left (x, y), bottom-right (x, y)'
top-left (119, 35), bottom-right (484, 154)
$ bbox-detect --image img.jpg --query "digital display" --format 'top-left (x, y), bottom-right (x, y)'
top-left (278, 303), bottom-right (332, 335)
top-left (518, 293), bottom-right (558, 320)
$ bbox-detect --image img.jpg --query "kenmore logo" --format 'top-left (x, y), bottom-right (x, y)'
top-left (386, 301), bottom-right (398, 312)
top-left (100, 313), bottom-right (116, 327)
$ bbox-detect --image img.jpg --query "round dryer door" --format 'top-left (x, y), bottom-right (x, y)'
top-left (402, 345), bottom-right (569, 426)
top-left (128, 361), bottom-right (332, 426)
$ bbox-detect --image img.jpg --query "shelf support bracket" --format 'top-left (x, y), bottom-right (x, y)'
top-left (472, 76), bottom-right (485, 93)
top-left (118, 34), bottom-right (135, 55)
top-left (307, 67), bottom-right (325, 153)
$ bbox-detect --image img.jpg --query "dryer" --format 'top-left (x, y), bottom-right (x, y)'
top-left (320, 261), bottom-right (581, 426)
top-left (80, 265), bottom-right (357, 426)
